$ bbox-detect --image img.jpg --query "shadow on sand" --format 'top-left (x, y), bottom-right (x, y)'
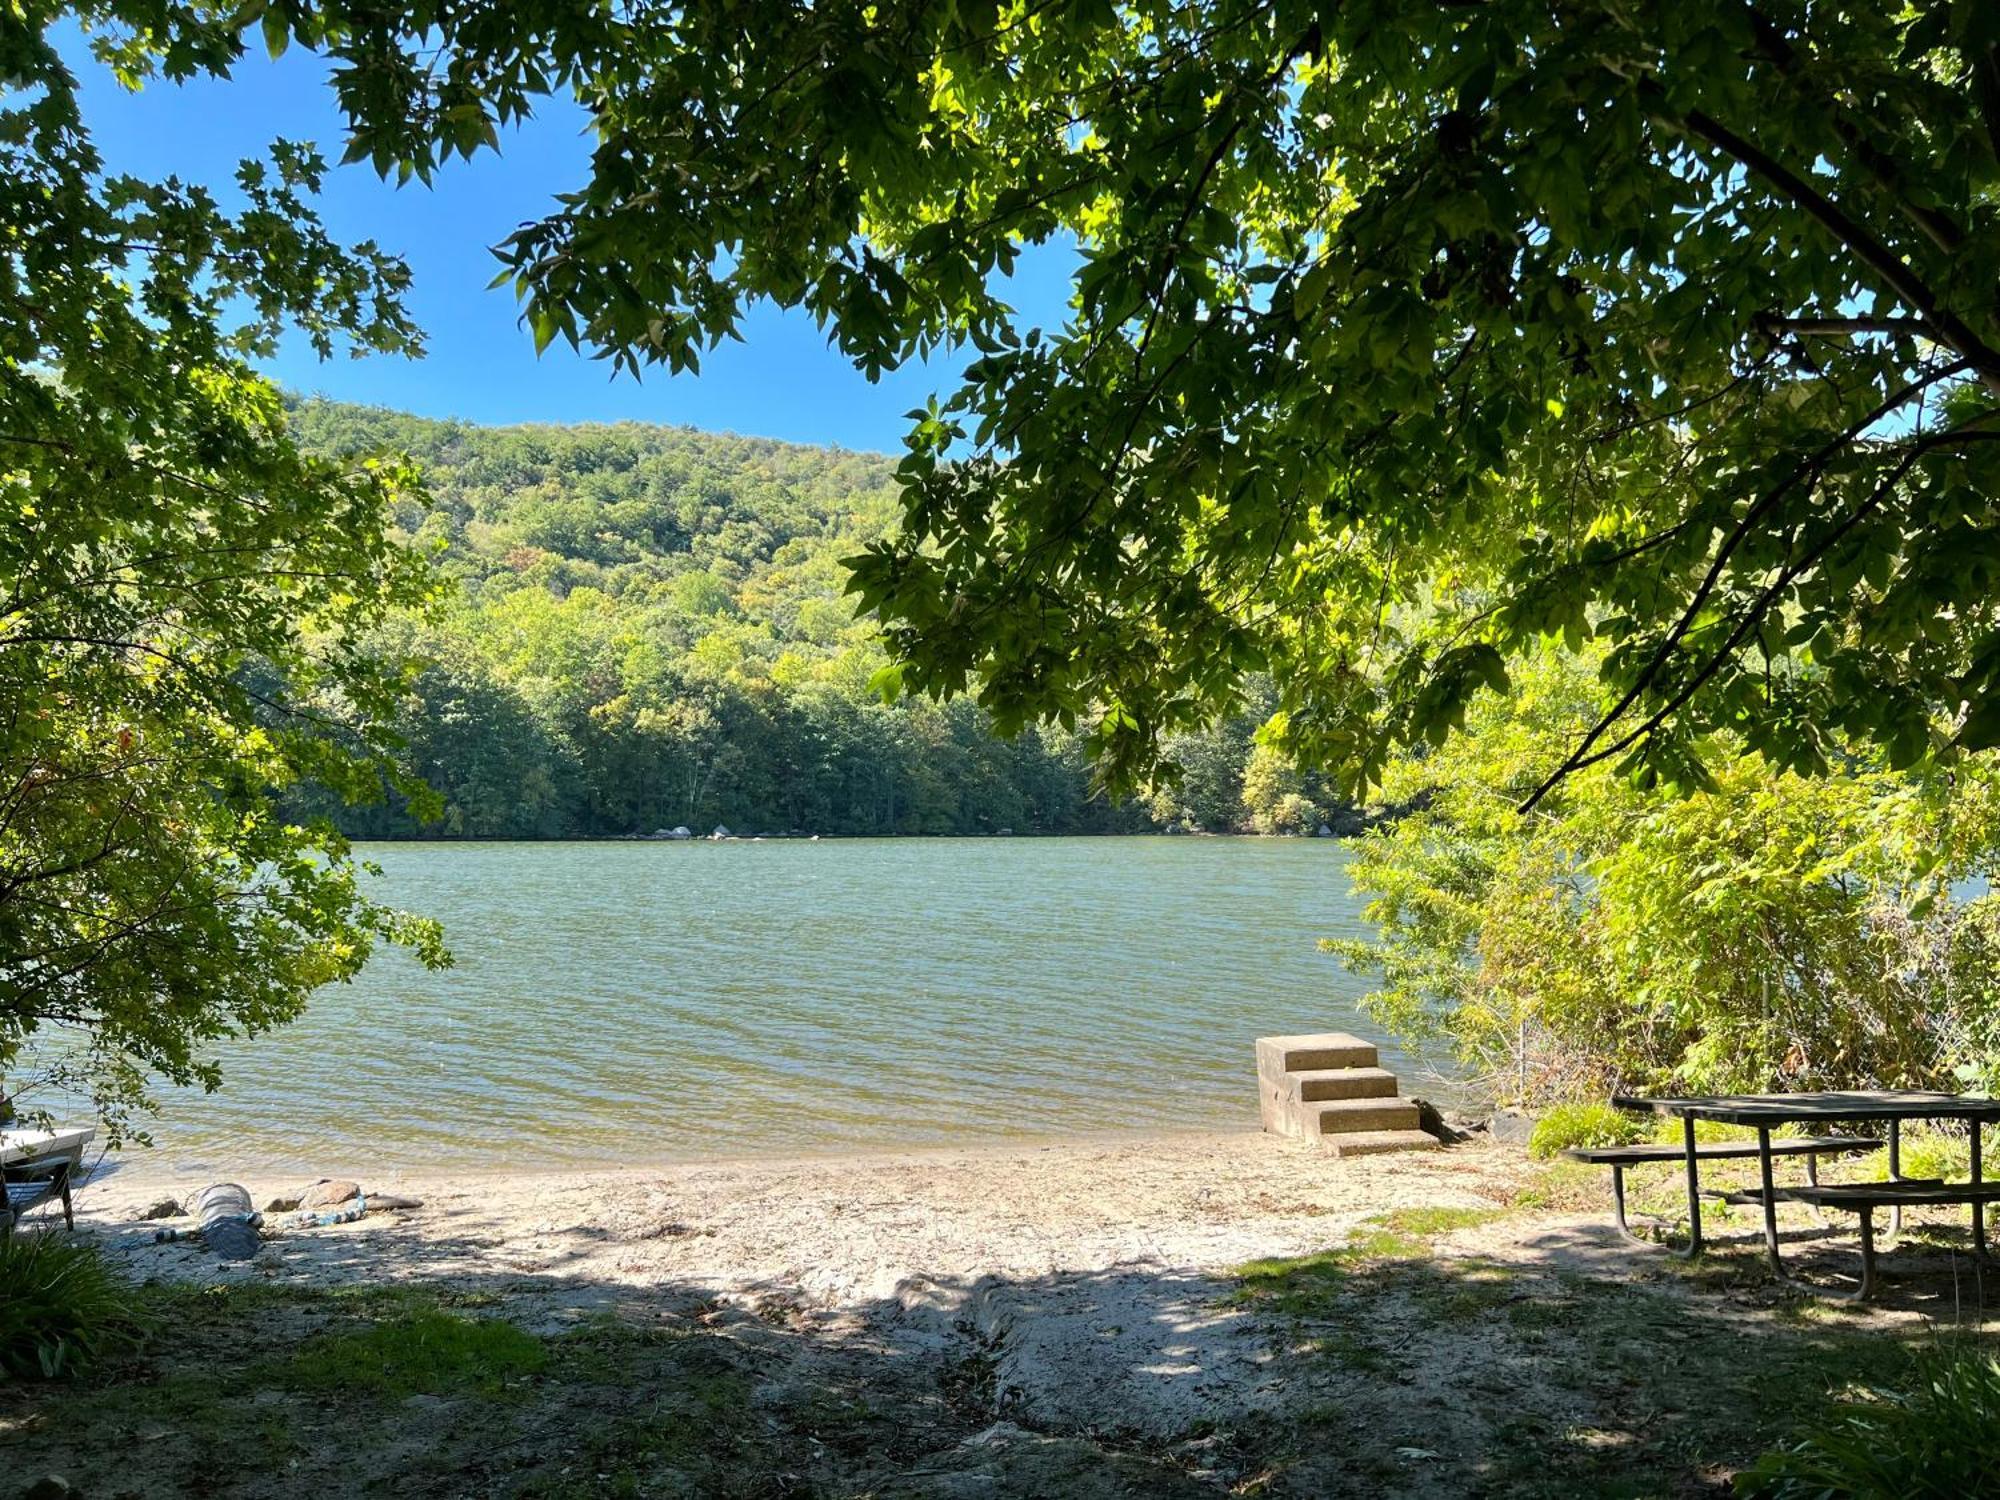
top-left (1, 1190), bottom-right (1994, 1498)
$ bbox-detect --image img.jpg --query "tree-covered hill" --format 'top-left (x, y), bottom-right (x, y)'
top-left (286, 400), bottom-right (1333, 838)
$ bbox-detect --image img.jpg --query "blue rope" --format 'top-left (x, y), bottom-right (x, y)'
top-left (287, 1193), bottom-right (367, 1229)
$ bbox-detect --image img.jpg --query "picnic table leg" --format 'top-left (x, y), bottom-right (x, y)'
top-left (1886, 1118), bottom-right (1905, 1242)
top-left (1974, 1121), bottom-right (1988, 1263)
top-left (1756, 1125), bottom-right (1784, 1277)
top-left (1785, 1205), bottom-right (1879, 1304)
top-left (1671, 1115), bottom-right (1704, 1259)
top-left (1855, 1207), bottom-right (1878, 1302)
top-left (1803, 1151), bottom-right (1828, 1226)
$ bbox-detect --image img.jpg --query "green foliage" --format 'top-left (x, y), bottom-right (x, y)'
top-left (0, 1236), bottom-right (143, 1378)
top-left (1240, 744), bottom-right (1330, 836)
top-left (1869, 1127), bottom-right (1976, 1186)
top-left (1329, 648), bottom-right (2000, 1103)
top-left (1527, 1103), bottom-right (1647, 1160)
top-left (1735, 1350), bottom-right (2000, 1499)
top-left (283, 1309), bottom-right (546, 1398)
top-left (83, 0), bottom-right (1986, 800)
top-left (26, 2), bottom-right (1999, 808)
top-left (281, 401), bottom-right (1318, 839)
top-left (2, 13), bottom-right (447, 1138)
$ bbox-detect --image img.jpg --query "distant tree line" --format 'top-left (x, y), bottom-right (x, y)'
top-left (284, 401), bottom-right (1346, 838)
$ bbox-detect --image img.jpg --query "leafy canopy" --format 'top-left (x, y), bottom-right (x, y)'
top-left (130, 0), bottom-right (2000, 798)
top-left (2, 8), bottom-right (446, 1136)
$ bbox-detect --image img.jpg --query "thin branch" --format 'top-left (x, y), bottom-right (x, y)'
top-left (1670, 101), bottom-right (2000, 391)
top-left (1517, 366), bottom-right (1974, 810)
top-left (1532, 427), bottom-right (1999, 796)
top-left (1761, 315), bottom-right (1933, 339)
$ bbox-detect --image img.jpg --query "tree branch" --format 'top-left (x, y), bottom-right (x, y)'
top-left (1517, 365), bottom-right (1974, 810)
top-left (1669, 101), bottom-right (2000, 391)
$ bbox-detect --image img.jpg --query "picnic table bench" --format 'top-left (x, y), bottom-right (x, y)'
top-left (1, 1155), bottom-right (75, 1238)
top-left (1607, 1090), bottom-right (2000, 1300)
top-left (0, 1125), bottom-right (91, 1239)
top-left (1563, 1135), bottom-right (1883, 1247)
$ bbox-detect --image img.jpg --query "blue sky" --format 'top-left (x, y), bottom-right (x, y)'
top-left (67, 35), bottom-right (1075, 451)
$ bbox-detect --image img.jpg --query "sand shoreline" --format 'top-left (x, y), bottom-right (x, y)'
top-left (80, 1122), bottom-right (1287, 1191)
top-left (75, 1128), bottom-right (1520, 1310)
top-left (63, 1126), bottom-right (1527, 1449)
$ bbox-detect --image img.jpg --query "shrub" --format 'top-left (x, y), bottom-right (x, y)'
top-left (1735, 1349), bottom-right (2000, 1499)
top-left (0, 1234), bottom-right (143, 1378)
top-left (1882, 1127), bottom-right (1972, 1185)
top-left (1527, 1102), bottom-right (1646, 1159)
top-left (1328, 645), bottom-right (2000, 1106)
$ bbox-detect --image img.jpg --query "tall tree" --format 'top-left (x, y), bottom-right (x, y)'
top-left (1, 12), bottom-right (446, 1135)
top-left (203, 0), bottom-right (2000, 800)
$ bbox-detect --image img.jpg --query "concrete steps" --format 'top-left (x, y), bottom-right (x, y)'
top-left (1321, 1128), bottom-right (1445, 1159)
top-left (1290, 1066), bottom-right (1401, 1102)
top-left (1255, 1031), bottom-right (1440, 1158)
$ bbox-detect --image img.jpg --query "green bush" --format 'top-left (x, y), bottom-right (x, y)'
top-left (0, 1234), bottom-right (143, 1378)
top-left (1329, 645), bottom-right (2000, 1106)
top-left (1735, 1350), bottom-right (2000, 1499)
top-left (1527, 1102), bottom-right (1646, 1159)
top-left (1881, 1127), bottom-right (1972, 1184)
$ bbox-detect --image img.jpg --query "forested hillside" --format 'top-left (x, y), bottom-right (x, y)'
top-left (287, 401), bottom-right (1337, 838)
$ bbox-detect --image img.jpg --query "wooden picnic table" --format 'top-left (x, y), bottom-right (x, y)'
top-left (1611, 1090), bottom-right (2000, 1285)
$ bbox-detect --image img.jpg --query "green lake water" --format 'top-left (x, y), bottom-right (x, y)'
top-left (146, 837), bottom-right (1408, 1172)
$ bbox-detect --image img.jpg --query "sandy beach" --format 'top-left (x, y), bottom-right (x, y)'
top-left (81, 1128), bottom-right (1524, 1321)
top-left (74, 1130), bottom-right (1536, 1439)
top-left (14, 1127), bottom-right (1986, 1496)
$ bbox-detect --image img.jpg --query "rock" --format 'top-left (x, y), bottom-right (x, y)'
top-left (263, 1195), bottom-right (301, 1213)
top-left (297, 1179), bottom-right (361, 1209)
top-left (710, 825), bottom-right (731, 840)
top-left (1316, 823), bottom-right (1335, 837)
top-left (994, 827), bottom-right (1014, 836)
top-left (132, 1197), bottom-right (181, 1221)
top-left (1488, 1107), bottom-right (1537, 1145)
top-left (21, 1476), bottom-right (78, 1500)
top-left (1410, 1097), bottom-right (1467, 1144)
top-left (367, 1193), bottom-right (424, 1211)
top-left (667, 825), bottom-right (693, 840)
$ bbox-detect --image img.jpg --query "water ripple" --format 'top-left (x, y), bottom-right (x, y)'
top-left (149, 837), bottom-right (1408, 1171)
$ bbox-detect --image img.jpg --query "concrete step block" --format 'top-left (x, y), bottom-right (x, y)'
top-left (1318, 1128), bottom-right (1444, 1158)
top-left (1254, 1032), bottom-right (1380, 1078)
top-left (1309, 1097), bottom-right (1422, 1134)
top-left (1290, 1066), bottom-right (1401, 1102)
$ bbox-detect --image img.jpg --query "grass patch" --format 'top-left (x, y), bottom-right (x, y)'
top-left (1508, 1157), bottom-right (1605, 1212)
top-left (1233, 1204), bottom-right (1508, 1318)
top-left (281, 1308), bottom-right (547, 1398)
top-left (1378, 1204), bottom-right (1507, 1237)
top-left (1406, 1259), bottom-right (1521, 1321)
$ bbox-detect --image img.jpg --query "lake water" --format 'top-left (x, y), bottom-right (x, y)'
top-left (143, 837), bottom-right (1409, 1172)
